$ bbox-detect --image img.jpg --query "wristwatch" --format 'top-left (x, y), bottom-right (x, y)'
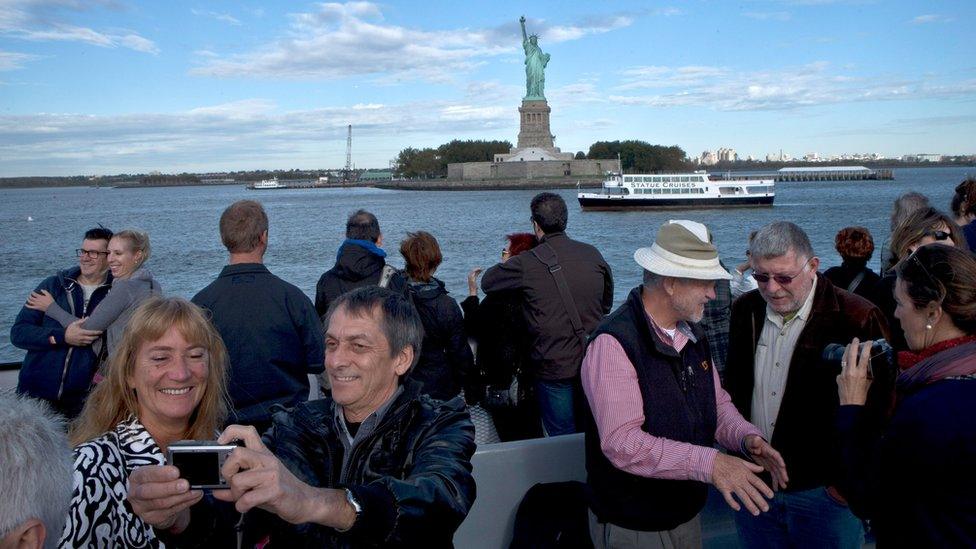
top-left (344, 488), bottom-right (363, 526)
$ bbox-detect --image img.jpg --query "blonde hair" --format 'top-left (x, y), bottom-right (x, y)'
top-left (70, 297), bottom-right (229, 446)
top-left (113, 229), bottom-right (151, 270)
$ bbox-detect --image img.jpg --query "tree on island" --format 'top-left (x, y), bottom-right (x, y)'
top-left (588, 140), bottom-right (690, 173)
top-left (394, 139), bottom-right (512, 178)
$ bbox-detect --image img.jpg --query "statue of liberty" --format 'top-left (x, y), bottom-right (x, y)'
top-left (520, 16), bottom-right (549, 100)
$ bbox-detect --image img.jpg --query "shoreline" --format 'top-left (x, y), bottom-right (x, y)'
top-left (1, 163), bottom-right (972, 190)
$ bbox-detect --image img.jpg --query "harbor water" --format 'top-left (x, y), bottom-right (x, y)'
top-left (1, 166), bottom-right (972, 363)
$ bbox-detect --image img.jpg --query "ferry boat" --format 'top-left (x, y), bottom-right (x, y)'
top-left (578, 171), bottom-right (775, 210)
top-left (247, 177), bottom-right (287, 190)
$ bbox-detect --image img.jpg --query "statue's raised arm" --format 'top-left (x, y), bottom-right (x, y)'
top-left (519, 16), bottom-right (549, 100)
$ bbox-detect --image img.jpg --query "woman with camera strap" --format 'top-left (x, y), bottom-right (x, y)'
top-left (837, 244), bottom-right (976, 547)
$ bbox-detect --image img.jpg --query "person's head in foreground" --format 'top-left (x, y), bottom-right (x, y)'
top-left (895, 244), bottom-right (976, 353)
top-left (323, 285), bottom-right (424, 422)
top-left (0, 394), bottom-right (72, 549)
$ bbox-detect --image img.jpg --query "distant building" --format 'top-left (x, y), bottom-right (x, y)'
top-left (359, 170), bottom-right (393, 182)
top-left (717, 147), bottom-right (737, 162)
top-left (700, 150), bottom-right (718, 166)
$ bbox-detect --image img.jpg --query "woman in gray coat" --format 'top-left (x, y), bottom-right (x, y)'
top-left (27, 229), bottom-right (161, 367)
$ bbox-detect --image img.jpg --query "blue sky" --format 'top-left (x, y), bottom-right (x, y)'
top-left (0, 0), bottom-right (973, 176)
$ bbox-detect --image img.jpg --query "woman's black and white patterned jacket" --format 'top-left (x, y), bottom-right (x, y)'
top-left (58, 415), bottom-right (164, 548)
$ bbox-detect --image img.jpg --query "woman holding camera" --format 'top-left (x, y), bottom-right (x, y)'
top-left (58, 297), bottom-right (230, 548)
top-left (837, 244), bottom-right (976, 547)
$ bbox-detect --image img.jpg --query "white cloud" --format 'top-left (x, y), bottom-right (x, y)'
top-left (0, 97), bottom-right (517, 175)
top-left (0, 0), bottom-right (158, 53)
top-left (190, 8), bottom-right (241, 26)
top-left (117, 33), bottom-right (159, 54)
top-left (611, 63), bottom-right (976, 111)
top-left (192, 2), bottom-right (635, 82)
top-left (187, 99), bottom-right (277, 118)
top-left (0, 50), bottom-right (40, 70)
top-left (654, 7), bottom-right (683, 16)
top-left (910, 14), bottom-right (953, 24)
top-left (544, 15), bottom-right (633, 43)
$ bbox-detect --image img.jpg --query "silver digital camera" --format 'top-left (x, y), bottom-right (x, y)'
top-left (166, 440), bottom-right (238, 490)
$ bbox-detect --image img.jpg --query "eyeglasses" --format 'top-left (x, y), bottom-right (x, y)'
top-left (501, 249), bottom-right (511, 258)
top-left (923, 230), bottom-right (951, 242)
top-left (76, 249), bottom-right (109, 258)
top-left (753, 260), bottom-right (811, 286)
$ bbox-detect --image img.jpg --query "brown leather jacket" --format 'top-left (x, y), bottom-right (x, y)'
top-left (724, 273), bottom-right (892, 492)
top-left (481, 232), bottom-right (613, 380)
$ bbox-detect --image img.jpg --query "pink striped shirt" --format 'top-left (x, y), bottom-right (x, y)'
top-left (581, 325), bottom-right (762, 483)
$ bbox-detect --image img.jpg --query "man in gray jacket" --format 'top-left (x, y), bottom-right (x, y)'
top-left (482, 192), bottom-right (613, 435)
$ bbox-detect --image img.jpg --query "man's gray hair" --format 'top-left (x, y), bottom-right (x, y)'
top-left (642, 269), bottom-right (664, 288)
top-left (890, 192), bottom-right (930, 232)
top-left (324, 286), bottom-right (425, 370)
top-left (749, 221), bottom-right (814, 261)
top-left (0, 394), bottom-right (73, 548)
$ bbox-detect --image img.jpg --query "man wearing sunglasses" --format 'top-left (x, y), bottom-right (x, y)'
top-left (725, 221), bottom-right (891, 549)
top-left (11, 226), bottom-right (113, 418)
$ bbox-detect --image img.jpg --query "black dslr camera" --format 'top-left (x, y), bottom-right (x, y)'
top-left (822, 338), bottom-right (894, 380)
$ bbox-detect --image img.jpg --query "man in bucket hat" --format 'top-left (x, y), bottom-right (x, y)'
top-left (582, 220), bottom-right (787, 549)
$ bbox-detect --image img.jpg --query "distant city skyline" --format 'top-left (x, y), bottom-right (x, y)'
top-left (1, 0), bottom-right (974, 176)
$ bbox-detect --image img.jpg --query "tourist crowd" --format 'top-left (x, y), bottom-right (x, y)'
top-left (3, 177), bottom-right (976, 548)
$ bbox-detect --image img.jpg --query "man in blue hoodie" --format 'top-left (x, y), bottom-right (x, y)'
top-left (12, 226), bottom-right (113, 418)
top-left (315, 209), bottom-right (404, 319)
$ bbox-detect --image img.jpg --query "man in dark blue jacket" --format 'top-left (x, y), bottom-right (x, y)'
top-left (193, 200), bottom-right (324, 432)
top-left (12, 226), bottom-right (113, 418)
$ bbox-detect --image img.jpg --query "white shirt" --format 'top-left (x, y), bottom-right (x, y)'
top-left (80, 282), bottom-right (99, 309)
top-left (750, 277), bottom-right (817, 440)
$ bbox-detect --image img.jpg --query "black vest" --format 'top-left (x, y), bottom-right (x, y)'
top-left (585, 286), bottom-right (717, 531)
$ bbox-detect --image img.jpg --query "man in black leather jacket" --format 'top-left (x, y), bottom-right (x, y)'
top-left (128, 287), bottom-right (476, 548)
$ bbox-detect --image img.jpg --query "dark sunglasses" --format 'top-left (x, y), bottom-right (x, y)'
top-left (753, 260), bottom-right (811, 285)
top-left (923, 230), bottom-right (951, 242)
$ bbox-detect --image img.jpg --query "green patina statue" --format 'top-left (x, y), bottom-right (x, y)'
top-left (520, 15), bottom-right (549, 100)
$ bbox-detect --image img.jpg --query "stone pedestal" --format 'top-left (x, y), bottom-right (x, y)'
top-left (517, 100), bottom-right (555, 149)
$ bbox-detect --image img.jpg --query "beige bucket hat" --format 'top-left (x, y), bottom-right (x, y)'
top-left (634, 220), bottom-right (732, 280)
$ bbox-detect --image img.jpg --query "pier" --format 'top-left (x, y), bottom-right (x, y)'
top-left (717, 166), bottom-right (894, 183)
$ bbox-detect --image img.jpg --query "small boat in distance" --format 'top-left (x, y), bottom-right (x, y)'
top-left (578, 171), bottom-right (775, 210)
top-left (247, 177), bottom-right (287, 190)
